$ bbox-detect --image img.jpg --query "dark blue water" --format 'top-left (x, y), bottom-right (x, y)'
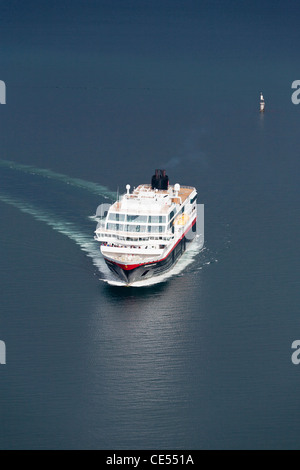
top-left (0, 0), bottom-right (300, 449)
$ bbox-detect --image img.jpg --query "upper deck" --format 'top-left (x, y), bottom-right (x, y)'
top-left (111, 184), bottom-right (195, 215)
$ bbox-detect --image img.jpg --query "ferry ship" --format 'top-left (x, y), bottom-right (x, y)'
top-left (94, 170), bottom-right (198, 284)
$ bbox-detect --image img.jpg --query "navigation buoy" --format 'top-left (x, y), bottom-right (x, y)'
top-left (260, 92), bottom-right (265, 112)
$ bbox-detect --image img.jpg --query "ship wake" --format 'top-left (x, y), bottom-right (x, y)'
top-left (0, 159), bottom-right (208, 287)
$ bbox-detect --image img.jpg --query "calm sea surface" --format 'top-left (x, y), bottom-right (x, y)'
top-left (0, 1), bottom-right (300, 449)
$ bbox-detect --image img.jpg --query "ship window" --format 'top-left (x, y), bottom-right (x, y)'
top-left (190, 195), bottom-right (197, 205)
top-left (125, 224), bottom-right (146, 233)
top-left (107, 223), bottom-right (124, 231)
top-left (126, 214), bottom-right (148, 223)
top-left (148, 225), bottom-right (166, 233)
top-left (169, 210), bottom-right (175, 221)
top-left (108, 213), bottom-right (125, 222)
top-left (148, 215), bottom-right (166, 223)
top-left (148, 225), bottom-right (164, 233)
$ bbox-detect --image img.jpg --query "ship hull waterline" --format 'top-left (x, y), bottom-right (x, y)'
top-left (103, 218), bottom-right (197, 285)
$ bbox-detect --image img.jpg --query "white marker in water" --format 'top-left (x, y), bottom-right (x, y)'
top-left (260, 92), bottom-right (265, 112)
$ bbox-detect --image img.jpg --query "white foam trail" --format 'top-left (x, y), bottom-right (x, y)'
top-left (0, 159), bottom-right (117, 200)
top-left (0, 191), bottom-right (114, 279)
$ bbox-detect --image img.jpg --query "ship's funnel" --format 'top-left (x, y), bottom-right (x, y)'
top-left (151, 169), bottom-right (169, 190)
